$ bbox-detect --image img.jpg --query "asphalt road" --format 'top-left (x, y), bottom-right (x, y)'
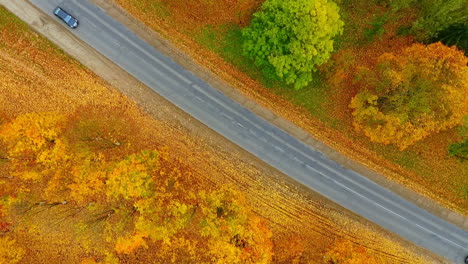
top-left (30, 0), bottom-right (467, 262)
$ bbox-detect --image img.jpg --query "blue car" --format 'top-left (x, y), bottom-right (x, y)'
top-left (53, 7), bottom-right (79, 29)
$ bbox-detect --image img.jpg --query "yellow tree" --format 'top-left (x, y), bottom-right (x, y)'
top-left (104, 150), bottom-right (194, 256)
top-left (323, 240), bottom-right (378, 264)
top-left (0, 237), bottom-right (25, 264)
top-left (0, 112), bottom-right (273, 263)
top-left (67, 152), bottom-right (107, 205)
top-left (0, 112), bottom-right (69, 181)
top-left (149, 235), bottom-right (201, 263)
top-left (120, 154), bottom-right (195, 252)
top-left (198, 187), bottom-right (273, 264)
top-left (106, 150), bottom-right (159, 201)
top-left (127, 186), bottom-right (273, 264)
top-left (350, 42), bottom-right (468, 149)
top-left (103, 150), bottom-right (159, 253)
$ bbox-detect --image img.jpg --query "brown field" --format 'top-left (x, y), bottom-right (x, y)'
top-left (0, 4), bottom-right (445, 264)
top-left (110, 0), bottom-right (468, 215)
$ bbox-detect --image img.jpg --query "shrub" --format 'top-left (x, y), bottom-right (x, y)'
top-left (448, 139), bottom-right (468, 161)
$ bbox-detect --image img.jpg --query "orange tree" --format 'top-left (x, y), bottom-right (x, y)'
top-left (323, 240), bottom-right (377, 264)
top-left (0, 111), bottom-right (273, 263)
top-left (350, 42), bottom-right (468, 150)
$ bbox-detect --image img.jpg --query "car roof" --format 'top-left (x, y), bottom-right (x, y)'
top-left (54, 7), bottom-right (78, 28)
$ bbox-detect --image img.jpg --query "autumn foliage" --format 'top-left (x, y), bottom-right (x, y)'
top-left (350, 42), bottom-right (468, 150)
top-left (0, 111), bottom-right (391, 264)
top-left (0, 111), bottom-right (273, 263)
top-left (0, 237), bottom-right (25, 264)
top-left (323, 240), bottom-right (378, 264)
top-left (197, 187), bottom-right (273, 263)
top-left (0, 3), bottom-right (442, 263)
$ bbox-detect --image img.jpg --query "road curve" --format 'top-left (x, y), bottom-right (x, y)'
top-left (29, 0), bottom-right (467, 262)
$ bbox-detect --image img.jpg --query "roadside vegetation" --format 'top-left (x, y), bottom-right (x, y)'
top-left (112, 0), bottom-right (468, 213)
top-left (1, 112), bottom-right (273, 263)
top-left (0, 5), bottom-right (438, 264)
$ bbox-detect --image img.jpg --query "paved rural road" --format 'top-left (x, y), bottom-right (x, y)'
top-left (29, 0), bottom-right (467, 262)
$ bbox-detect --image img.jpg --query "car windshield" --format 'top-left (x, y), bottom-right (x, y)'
top-left (64, 15), bottom-right (71, 23)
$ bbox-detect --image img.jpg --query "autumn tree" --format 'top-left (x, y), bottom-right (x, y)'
top-left (149, 236), bottom-right (201, 263)
top-left (103, 149), bottom-right (197, 256)
top-left (0, 237), bottom-right (25, 264)
top-left (0, 112), bottom-right (68, 181)
top-left (323, 240), bottom-right (377, 264)
top-left (0, 112), bottom-right (76, 203)
top-left (198, 187), bottom-right (273, 264)
top-left (102, 150), bottom-right (161, 253)
top-left (67, 152), bottom-right (107, 205)
top-left (80, 253), bottom-right (119, 264)
top-left (117, 186), bottom-right (273, 264)
top-left (242, 0), bottom-right (344, 89)
top-left (106, 150), bottom-right (159, 201)
top-left (0, 111), bottom-right (273, 263)
top-left (350, 42), bottom-right (468, 150)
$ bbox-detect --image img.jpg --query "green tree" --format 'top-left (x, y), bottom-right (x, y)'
top-left (431, 23), bottom-right (468, 56)
top-left (411, 0), bottom-right (467, 40)
top-left (448, 116), bottom-right (468, 161)
top-left (242, 0), bottom-right (344, 89)
top-left (448, 139), bottom-right (468, 161)
top-left (385, 0), bottom-right (467, 40)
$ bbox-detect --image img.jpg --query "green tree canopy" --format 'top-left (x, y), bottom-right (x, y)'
top-left (384, 0), bottom-right (467, 40)
top-left (412, 0), bottom-right (467, 40)
top-left (431, 23), bottom-right (468, 55)
top-left (242, 0), bottom-right (344, 89)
